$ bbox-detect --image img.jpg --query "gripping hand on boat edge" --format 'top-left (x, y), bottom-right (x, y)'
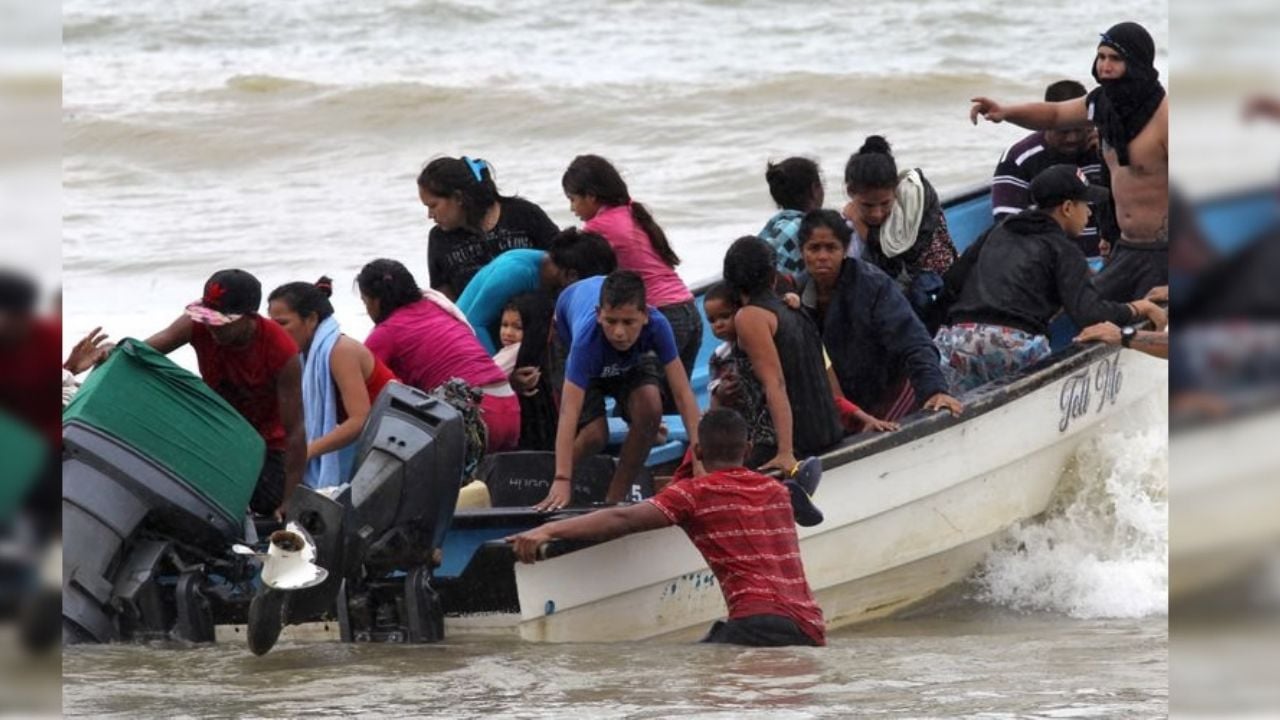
top-left (923, 393), bottom-right (964, 417)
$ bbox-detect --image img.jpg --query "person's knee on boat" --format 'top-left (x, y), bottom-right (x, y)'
top-left (538, 270), bottom-right (703, 511)
top-left (509, 408), bottom-right (826, 647)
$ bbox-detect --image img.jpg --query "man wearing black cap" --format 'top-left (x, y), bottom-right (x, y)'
top-left (144, 269), bottom-right (305, 520)
top-left (969, 21), bottom-right (1168, 302)
top-left (934, 165), bottom-right (1168, 393)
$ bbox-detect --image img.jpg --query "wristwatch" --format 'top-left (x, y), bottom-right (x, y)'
top-left (1120, 325), bottom-right (1137, 348)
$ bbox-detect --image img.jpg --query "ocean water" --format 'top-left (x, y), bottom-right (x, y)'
top-left (62, 0), bottom-right (1169, 716)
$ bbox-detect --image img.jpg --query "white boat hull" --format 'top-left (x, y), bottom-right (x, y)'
top-left (1170, 405), bottom-right (1280, 599)
top-left (512, 347), bottom-right (1168, 642)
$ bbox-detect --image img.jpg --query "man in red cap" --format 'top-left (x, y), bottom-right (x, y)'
top-left (969, 21), bottom-right (1168, 303)
top-left (145, 269), bottom-right (305, 519)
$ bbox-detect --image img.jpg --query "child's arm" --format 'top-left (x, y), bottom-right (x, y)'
top-left (665, 358), bottom-right (705, 476)
top-left (536, 380), bottom-right (586, 512)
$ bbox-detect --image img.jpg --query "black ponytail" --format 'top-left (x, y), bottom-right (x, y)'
top-left (562, 154), bottom-right (680, 268)
top-left (844, 135), bottom-right (898, 195)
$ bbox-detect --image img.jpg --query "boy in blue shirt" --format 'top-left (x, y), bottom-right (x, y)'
top-left (536, 270), bottom-right (703, 510)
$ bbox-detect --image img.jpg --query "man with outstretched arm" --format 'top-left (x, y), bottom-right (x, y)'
top-left (144, 269), bottom-right (306, 520)
top-left (970, 21), bottom-right (1168, 301)
top-left (508, 408), bottom-right (825, 647)
top-left (534, 270), bottom-right (702, 510)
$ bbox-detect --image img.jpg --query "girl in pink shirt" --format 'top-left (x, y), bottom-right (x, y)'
top-left (561, 155), bottom-right (701, 401)
top-left (357, 259), bottom-right (520, 453)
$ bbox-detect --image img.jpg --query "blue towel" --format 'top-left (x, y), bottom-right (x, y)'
top-left (302, 316), bottom-right (355, 488)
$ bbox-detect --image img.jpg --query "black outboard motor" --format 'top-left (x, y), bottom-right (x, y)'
top-left (248, 382), bottom-right (466, 654)
top-left (62, 339), bottom-right (264, 644)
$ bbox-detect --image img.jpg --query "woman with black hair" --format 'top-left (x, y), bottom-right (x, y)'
top-left (758, 157), bottom-right (824, 276)
top-left (357, 259), bottom-right (521, 453)
top-left (723, 236), bottom-right (842, 472)
top-left (420, 156), bottom-right (560, 300)
top-left (267, 276), bottom-right (397, 489)
top-left (843, 135), bottom-right (957, 330)
top-left (798, 209), bottom-right (963, 422)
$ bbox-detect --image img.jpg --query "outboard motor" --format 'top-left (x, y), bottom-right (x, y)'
top-left (247, 382), bottom-right (466, 654)
top-left (61, 339), bottom-right (264, 643)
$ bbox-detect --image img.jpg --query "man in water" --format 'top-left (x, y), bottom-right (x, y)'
top-left (971, 21), bottom-right (1168, 301)
top-left (989, 79), bottom-right (1114, 257)
top-left (507, 408), bottom-right (825, 647)
top-left (144, 269), bottom-right (306, 520)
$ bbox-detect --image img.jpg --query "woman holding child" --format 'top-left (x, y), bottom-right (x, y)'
top-left (721, 237), bottom-right (843, 471)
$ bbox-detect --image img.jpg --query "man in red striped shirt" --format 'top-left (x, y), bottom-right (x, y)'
top-left (507, 408), bottom-right (825, 647)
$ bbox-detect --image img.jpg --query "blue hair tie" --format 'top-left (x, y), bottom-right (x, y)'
top-left (462, 156), bottom-right (487, 183)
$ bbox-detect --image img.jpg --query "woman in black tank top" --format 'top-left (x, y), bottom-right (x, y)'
top-left (723, 237), bottom-right (843, 472)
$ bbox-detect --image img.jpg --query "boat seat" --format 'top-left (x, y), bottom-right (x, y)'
top-left (607, 415), bottom-right (688, 467)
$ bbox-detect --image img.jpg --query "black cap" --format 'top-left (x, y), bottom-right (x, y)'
top-left (1030, 164), bottom-right (1111, 209)
top-left (186, 269), bottom-right (262, 325)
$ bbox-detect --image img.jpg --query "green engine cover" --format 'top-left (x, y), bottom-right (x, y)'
top-left (63, 338), bottom-right (265, 522)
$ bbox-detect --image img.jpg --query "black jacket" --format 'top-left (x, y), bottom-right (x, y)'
top-left (945, 210), bottom-right (1135, 336)
top-left (809, 259), bottom-right (949, 414)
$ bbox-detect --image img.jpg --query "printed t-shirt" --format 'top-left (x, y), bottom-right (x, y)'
top-left (428, 196), bottom-right (558, 296)
top-left (554, 276), bottom-right (678, 389)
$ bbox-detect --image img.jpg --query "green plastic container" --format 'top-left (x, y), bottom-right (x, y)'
top-left (62, 338), bottom-right (265, 522)
top-left (0, 409), bottom-right (45, 523)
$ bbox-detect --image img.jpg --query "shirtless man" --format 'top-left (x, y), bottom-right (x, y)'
top-left (970, 21), bottom-right (1168, 302)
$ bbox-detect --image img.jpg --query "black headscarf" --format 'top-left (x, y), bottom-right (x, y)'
top-left (1086, 21), bottom-right (1166, 166)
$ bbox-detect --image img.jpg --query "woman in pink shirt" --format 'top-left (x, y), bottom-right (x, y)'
top-left (561, 155), bottom-right (701, 402)
top-left (357, 259), bottom-right (520, 453)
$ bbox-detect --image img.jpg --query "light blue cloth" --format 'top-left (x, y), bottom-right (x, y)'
top-left (455, 249), bottom-right (545, 354)
top-left (302, 316), bottom-right (355, 488)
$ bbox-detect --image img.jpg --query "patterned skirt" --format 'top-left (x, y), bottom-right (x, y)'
top-left (934, 323), bottom-right (1051, 394)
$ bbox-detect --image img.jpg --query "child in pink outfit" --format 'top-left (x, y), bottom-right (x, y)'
top-left (562, 155), bottom-right (702, 410)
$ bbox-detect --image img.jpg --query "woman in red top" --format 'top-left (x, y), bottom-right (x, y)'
top-left (267, 277), bottom-right (396, 489)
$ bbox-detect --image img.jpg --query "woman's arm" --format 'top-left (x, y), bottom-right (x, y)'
top-left (734, 305), bottom-right (796, 472)
top-left (307, 338), bottom-right (372, 460)
top-left (664, 358), bottom-right (704, 476)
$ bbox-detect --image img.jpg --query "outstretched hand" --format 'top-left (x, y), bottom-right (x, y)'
top-left (64, 327), bottom-right (112, 374)
top-left (969, 97), bottom-right (1005, 125)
